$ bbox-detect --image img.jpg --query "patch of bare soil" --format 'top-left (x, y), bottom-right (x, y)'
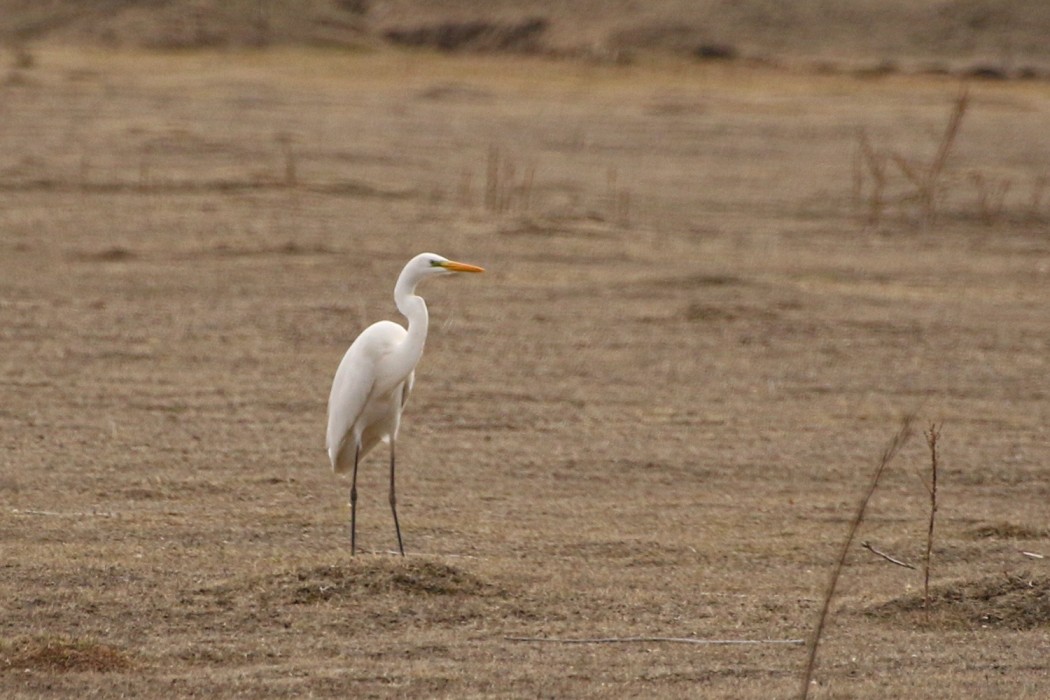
top-left (867, 574), bottom-right (1050, 631)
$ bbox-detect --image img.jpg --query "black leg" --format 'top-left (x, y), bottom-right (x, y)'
top-left (389, 441), bottom-right (405, 556)
top-left (350, 443), bottom-right (360, 556)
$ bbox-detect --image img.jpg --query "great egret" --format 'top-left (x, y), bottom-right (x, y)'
top-left (326, 252), bottom-right (484, 555)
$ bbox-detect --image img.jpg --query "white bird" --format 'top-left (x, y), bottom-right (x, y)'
top-left (326, 252), bottom-right (484, 555)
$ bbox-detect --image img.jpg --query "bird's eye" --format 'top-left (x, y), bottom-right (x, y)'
top-left (429, 259), bottom-right (443, 267)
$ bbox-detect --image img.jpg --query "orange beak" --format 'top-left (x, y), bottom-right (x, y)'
top-left (441, 260), bottom-right (485, 273)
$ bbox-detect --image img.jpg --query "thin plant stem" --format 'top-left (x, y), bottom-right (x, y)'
top-left (799, 415), bottom-right (915, 700)
top-left (923, 423), bottom-right (941, 621)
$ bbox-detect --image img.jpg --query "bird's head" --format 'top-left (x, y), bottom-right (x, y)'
top-left (412, 253), bottom-right (485, 278)
top-left (395, 253), bottom-right (484, 299)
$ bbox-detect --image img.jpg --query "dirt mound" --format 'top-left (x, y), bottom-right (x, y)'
top-left (179, 559), bottom-right (509, 631)
top-left (282, 559), bottom-right (496, 603)
top-left (868, 574), bottom-right (1050, 630)
top-left (1, 637), bottom-right (133, 673)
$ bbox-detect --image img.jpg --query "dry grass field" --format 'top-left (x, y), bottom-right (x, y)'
top-left (1, 36), bottom-right (1048, 699)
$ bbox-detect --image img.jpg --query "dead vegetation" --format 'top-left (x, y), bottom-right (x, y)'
top-left (798, 415), bottom-right (1049, 697)
top-left (853, 88), bottom-right (969, 227)
top-left (922, 424), bottom-right (941, 619)
top-left (0, 43), bottom-right (1048, 700)
top-left (384, 17), bottom-right (549, 54)
top-left (274, 559), bottom-right (498, 602)
top-left (799, 416), bottom-right (914, 700)
top-left (868, 574), bottom-right (1050, 631)
top-left (853, 87), bottom-right (1049, 227)
top-left (0, 637), bottom-right (133, 674)
top-left (968, 523), bottom-right (1050, 540)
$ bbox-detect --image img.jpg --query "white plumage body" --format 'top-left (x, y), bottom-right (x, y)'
top-left (326, 320), bottom-right (415, 474)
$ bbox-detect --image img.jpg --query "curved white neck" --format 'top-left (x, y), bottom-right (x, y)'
top-left (386, 271), bottom-right (429, 388)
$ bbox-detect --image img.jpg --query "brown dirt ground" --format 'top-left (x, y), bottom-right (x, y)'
top-left (1, 41), bottom-right (1048, 699)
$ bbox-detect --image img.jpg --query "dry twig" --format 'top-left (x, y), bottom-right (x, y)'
top-left (484, 144), bottom-right (500, 211)
top-left (506, 636), bottom-right (804, 646)
top-left (1026, 175), bottom-right (1048, 221)
top-left (275, 132), bottom-right (297, 187)
top-left (483, 145), bottom-right (535, 214)
top-left (913, 86), bottom-right (969, 226)
top-left (969, 172), bottom-right (1012, 225)
top-left (861, 541), bottom-right (916, 569)
top-left (798, 414), bottom-right (915, 700)
top-left (11, 508), bottom-right (119, 518)
top-left (856, 129), bottom-right (888, 224)
top-left (923, 423), bottom-right (941, 620)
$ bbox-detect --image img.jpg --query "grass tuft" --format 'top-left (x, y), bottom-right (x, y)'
top-left (1, 636), bottom-right (133, 673)
top-left (868, 574), bottom-right (1050, 631)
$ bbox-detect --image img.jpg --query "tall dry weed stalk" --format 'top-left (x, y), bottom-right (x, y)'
top-left (484, 145), bottom-right (536, 215)
top-left (798, 415), bottom-right (915, 700)
top-left (854, 87), bottom-right (969, 227)
top-left (922, 423), bottom-right (940, 622)
top-left (484, 145), bottom-right (500, 211)
top-left (854, 130), bottom-right (888, 224)
top-left (1027, 175), bottom-right (1048, 221)
top-left (605, 166), bottom-right (631, 227)
top-left (969, 172), bottom-right (1011, 225)
top-left (275, 132), bottom-right (298, 187)
top-left (457, 166), bottom-right (474, 208)
top-left (915, 86), bottom-right (968, 225)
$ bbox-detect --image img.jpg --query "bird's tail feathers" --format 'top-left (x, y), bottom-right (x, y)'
top-left (330, 445), bottom-right (350, 474)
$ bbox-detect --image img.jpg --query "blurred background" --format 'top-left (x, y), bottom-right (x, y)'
top-left (3, 0), bottom-right (1050, 77)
